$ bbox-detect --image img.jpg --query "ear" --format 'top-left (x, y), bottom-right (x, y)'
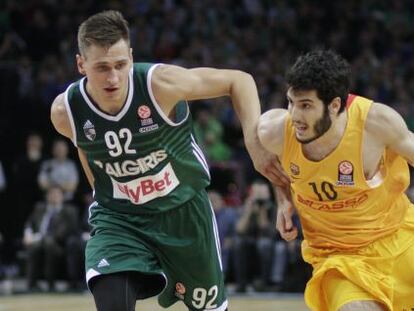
top-left (129, 48), bottom-right (133, 60)
top-left (328, 97), bottom-right (342, 115)
top-left (76, 54), bottom-right (86, 75)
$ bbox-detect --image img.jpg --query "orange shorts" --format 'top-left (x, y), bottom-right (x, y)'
top-left (303, 207), bottom-right (414, 311)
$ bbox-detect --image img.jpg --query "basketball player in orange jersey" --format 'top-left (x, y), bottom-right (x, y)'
top-left (258, 50), bottom-right (414, 311)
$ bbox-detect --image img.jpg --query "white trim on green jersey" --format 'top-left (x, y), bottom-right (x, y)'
top-left (79, 68), bottom-right (134, 121)
top-left (146, 63), bottom-right (190, 126)
top-left (191, 134), bottom-right (210, 179)
top-left (64, 82), bottom-right (78, 146)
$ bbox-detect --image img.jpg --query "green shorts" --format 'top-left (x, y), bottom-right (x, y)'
top-left (85, 190), bottom-right (227, 310)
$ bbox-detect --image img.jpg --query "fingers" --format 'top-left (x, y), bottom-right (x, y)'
top-left (277, 219), bottom-right (298, 241)
top-left (264, 171), bottom-right (284, 186)
top-left (276, 209), bottom-right (298, 241)
top-left (281, 227), bottom-right (298, 241)
top-left (263, 167), bottom-right (290, 187)
top-left (263, 162), bottom-right (290, 186)
top-left (284, 210), bottom-right (293, 231)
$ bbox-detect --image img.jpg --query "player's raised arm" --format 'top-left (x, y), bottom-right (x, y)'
top-left (151, 64), bottom-right (290, 186)
top-left (366, 102), bottom-right (414, 166)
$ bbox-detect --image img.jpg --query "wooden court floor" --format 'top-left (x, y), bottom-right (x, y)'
top-left (0, 293), bottom-right (308, 311)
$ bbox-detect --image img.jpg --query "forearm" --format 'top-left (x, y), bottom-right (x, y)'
top-left (235, 210), bottom-right (254, 234)
top-left (229, 72), bottom-right (261, 147)
top-left (61, 181), bottom-right (77, 192)
top-left (78, 149), bottom-right (95, 189)
top-left (258, 209), bottom-right (270, 228)
top-left (38, 175), bottom-right (50, 190)
top-left (274, 185), bottom-right (291, 207)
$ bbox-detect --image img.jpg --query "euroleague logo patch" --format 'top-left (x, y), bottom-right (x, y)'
top-left (290, 162), bottom-right (300, 175)
top-left (337, 160), bottom-right (354, 186)
top-left (137, 105), bottom-right (159, 132)
top-left (137, 105), bottom-right (151, 119)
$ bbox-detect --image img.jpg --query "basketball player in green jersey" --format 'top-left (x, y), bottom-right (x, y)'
top-left (50, 10), bottom-right (288, 311)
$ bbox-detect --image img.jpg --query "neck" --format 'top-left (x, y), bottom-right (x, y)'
top-left (86, 81), bottom-right (129, 115)
top-left (302, 111), bottom-right (348, 161)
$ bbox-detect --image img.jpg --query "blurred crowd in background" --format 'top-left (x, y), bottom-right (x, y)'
top-left (0, 0), bottom-right (414, 294)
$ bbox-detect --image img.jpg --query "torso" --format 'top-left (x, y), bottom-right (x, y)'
top-left (62, 62), bottom-right (211, 215)
top-left (281, 94), bottom-right (410, 249)
top-left (301, 107), bottom-right (384, 181)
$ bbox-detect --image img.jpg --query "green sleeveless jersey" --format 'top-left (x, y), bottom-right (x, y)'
top-left (64, 63), bottom-right (210, 214)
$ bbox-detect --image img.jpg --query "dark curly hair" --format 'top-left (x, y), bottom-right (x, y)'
top-left (286, 50), bottom-right (351, 113)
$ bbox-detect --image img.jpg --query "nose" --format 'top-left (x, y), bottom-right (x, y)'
top-left (107, 69), bottom-right (119, 85)
top-left (289, 104), bottom-right (299, 120)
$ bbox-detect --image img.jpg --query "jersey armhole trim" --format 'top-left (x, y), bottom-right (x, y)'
top-left (146, 63), bottom-right (190, 127)
top-left (64, 83), bottom-right (78, 147)
top-left (280, 115), bottom-right (291, 165)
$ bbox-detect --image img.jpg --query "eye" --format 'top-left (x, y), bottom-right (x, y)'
top-left (115, 63), bottom-right (126, 70)
top-left (96, 66), bottom-right (109, 72)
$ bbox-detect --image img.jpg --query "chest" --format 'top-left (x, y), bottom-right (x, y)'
top-left (301, 129), bottom-right (383, 181)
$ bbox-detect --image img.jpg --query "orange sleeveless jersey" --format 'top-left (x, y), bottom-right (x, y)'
top-left (282, 95), bottom-right (411, 250)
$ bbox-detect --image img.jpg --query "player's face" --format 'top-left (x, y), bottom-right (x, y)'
top-left (287, 88), bottom-right (332, 144)
top-left (76, 39), bottom-right (132, 102)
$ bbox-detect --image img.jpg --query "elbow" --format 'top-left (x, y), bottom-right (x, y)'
top-left (229, 70), bottom-right (256, 96)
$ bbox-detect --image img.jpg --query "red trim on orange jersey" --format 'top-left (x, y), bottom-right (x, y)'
top-left (346, 94), bottom-right (356, 110)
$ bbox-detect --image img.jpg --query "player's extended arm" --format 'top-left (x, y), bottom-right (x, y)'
top-left (258, 109), bottom-right (297, 240)
top-left (151, 64), bottom-right (289, 186)
top-left (50, 94), bottom-right (95, 189)
top-left (367, 102), bottom-right (414, 166)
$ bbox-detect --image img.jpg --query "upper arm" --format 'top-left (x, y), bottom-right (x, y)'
top-left (257, 109), bottom-right (288, 157)
top-left (151, 64), bottom-right (252, 110)
top-left (50, 93), bottom-right (73, 140)
top-left (366, 102), bottom-right (414, 164)
top-left (51, 93), bottom-right (95, 189)
top-left (77, 148), bottom-right (94, 189)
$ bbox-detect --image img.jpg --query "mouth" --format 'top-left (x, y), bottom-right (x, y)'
top-left (294, 123), bottom-right (308, 135)
top-left (104, 87), bottom-right (119, 93)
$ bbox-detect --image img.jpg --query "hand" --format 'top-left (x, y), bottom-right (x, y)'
top-left (247, 139), bottom-right (290, 187)
top-left (276, 199), bottom-right (298, 241)
top-left (245, 197), bottom-right (259, 213)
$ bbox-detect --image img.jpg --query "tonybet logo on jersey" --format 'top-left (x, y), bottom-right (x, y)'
top-left (111, 162), bottom-right (179, 205)
top-left (94, 149), bottom-right (168, 177)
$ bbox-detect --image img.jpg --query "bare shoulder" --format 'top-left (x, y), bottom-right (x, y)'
top-left (257, 108), bottom-right (288, 156)
top-left (366, 102), bottom-right (408, 144)
top-left (151, 64), bottom-right (188, 89)
top-left (151, 64), bottom-right (190, 111)
top-left (50, 93), bottom-right (72, 139)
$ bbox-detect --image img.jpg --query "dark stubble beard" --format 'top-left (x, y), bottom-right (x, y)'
top-left (296, 106), bottom-right (332, 144)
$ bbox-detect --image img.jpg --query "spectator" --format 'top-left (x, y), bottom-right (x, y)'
top-left (207, 190), bottom-right (238, 279)
top-left (23, 186), bottom-right (79, 292)
top-left (193, 104), bottom-right (232, 162)
top-left (12, 133), bottom-right (44, 237)
top-left (66, 192), bottom-right (94, 291)
top-left (233, 179), bottom-right (276, 292)
top-left (269, 214), bottom-right (309, 292)
top-left (38, 138), bottom-right (79, 201)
